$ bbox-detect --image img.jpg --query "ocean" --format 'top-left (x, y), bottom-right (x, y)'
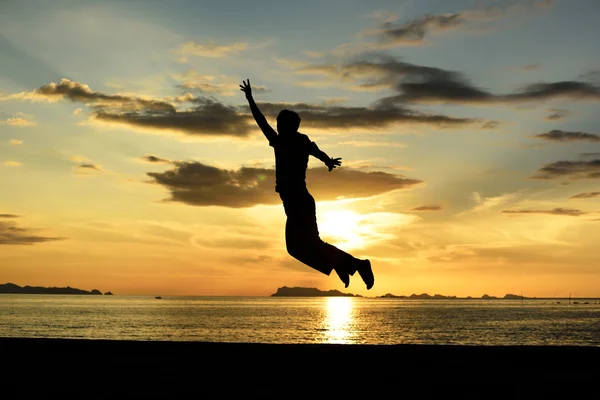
top-left (1, 294), bottom-right (598, 346)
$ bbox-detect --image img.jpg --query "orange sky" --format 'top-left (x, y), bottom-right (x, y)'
top-left (1, 0), bottom-right (599, 297)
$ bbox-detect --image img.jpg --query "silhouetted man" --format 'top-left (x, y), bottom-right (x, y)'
top-left (240, 79), bottom-right (374, 290)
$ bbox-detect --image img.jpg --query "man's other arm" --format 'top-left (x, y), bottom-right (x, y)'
top-left (309, 141), bottom-right (341, 171)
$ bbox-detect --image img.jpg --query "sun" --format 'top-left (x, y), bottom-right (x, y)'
top-left (318, 209), bottom-right (367, 249)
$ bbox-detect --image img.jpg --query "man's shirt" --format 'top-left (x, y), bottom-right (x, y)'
top-left (269, 131), bottom-right (319, 193)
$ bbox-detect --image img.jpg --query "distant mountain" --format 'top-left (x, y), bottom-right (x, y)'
top-left (380, 292), bottom-right (527, 300)
top-left (271, 286), bottom-right (358, 297)
top-left (0, 283), bottom-right (104, 295)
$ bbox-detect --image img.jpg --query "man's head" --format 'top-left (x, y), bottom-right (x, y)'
top-left (276, 109), bottom-right (301, 134)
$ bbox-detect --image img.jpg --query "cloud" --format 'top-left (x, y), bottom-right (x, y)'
top-left (1, 117), bottom-right (35, 126)
top-left (504, 81), bottom-right (600, 102)
top-left (569, 192), bottom-right (600, 199)
top-left (171, 71), bottom-right (269, 97)
top-left (6, 79), bottom-right (255, 137)
top-left (8, 139), bottom-right (23, 145)
top-left (176, 40), bottom-right (248, 61)
top-left (3, 161), bottom-right (22, 167)
top-left (580, 152), bottom-right (600, 158)
top-left (73, 163), bottom-right (103, 175)
top-left (5, 77), bottom-right (481, 137)
top-left (411, 205), bottom-right (442, 211)
top-left (362, 0), bottom-right (553, 47)
top-left (141, 154), bottom-right (173, 164)
top-left (0, 215), bottom-right (65, 245)
top-left (286, 54), bottom-right (600, 106)
top-left (545, 109), bottom-right (571, 121)
top-left (371, 13), bottom-right (465, 46)
top-left (252, 100), bottom-right (482, 130)
top-left (93, 97), bottom-right (254, 137)
top-left (76, 163), bottom-right (102, 171)
top-left (460, 191), bottom-right (521, 215)
top-left (73, 108), bottom-right (83, 115)
top-left (533, 130), bottom-right (600, 142)
top-left (146, 160), bottom-right (422, 208)
top-left (36, 79), bottom-right (176, 112)
top-left (2, 78), bottom-right (174, 113)
top-left (502, 208), bottom-right (587, 217)
top-left (532, 159), bottom-right (600, 180)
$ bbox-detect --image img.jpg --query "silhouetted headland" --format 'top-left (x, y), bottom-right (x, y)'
top-left (272, 287), bottom-right (597, 300)
top-left (272, 287), bottom-right (526, 299)
top-left (0, 282), bottom-right (109, 295)
top-left (271, 286), bottom-right (359, 297)
top-left (381, 292), bottom-right (528, 299)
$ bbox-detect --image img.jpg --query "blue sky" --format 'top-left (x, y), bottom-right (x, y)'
top-left (1, 0), bottom-right (599, 297)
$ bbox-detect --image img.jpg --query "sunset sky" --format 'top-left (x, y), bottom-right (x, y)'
top-left (1, 0), bottom-right (599, 297)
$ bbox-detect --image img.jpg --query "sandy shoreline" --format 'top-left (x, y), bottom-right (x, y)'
top-left (2, 337), bottom-right (597, 393)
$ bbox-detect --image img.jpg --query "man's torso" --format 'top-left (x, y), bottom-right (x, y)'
top-left (269, 132), bottom-right (315, 193)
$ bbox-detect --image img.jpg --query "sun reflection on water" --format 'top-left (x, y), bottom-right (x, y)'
top-left (321, 297), bottom-right (354, 344)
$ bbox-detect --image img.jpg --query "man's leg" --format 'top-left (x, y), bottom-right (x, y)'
top-left (282, 189), bottom-right (373, 288)
top-left (285, 215), bottom-right (333, 276)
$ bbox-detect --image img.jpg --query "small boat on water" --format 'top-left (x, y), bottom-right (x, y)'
top-left (155, 296), bottom-right (162, 299)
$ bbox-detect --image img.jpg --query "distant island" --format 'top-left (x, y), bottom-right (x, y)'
top-left (271, 287), bottom-right (530, 299)
top-left (380, 293), bottom-right (527, 300)
top-left (0, 283), bottom-right (111, 295)
top-left (271, 287), bottom-right (359, 297)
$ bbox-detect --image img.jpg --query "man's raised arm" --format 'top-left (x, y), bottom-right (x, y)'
top-left (240, 79), bottom-right (277, 143)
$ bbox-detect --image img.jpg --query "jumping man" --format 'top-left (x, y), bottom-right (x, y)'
top-left (240, 79), bottom-right (374, 290)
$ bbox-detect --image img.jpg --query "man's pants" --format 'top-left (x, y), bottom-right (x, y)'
top-left (279, 188), bottom-right (359, 276)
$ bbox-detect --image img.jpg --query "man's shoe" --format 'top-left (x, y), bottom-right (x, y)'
top-left (357, 259), bottom-right (374, 290)
top-left (334, 268), bottom-right (350, 288)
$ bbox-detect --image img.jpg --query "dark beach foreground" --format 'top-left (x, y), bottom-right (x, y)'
top-left (2, 337), bottom-right (597, 394)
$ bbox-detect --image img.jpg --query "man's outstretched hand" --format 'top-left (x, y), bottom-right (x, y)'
top-left (326, 157), bottom-right (342, 172)
top-left (240, 79), bottom-right (252, 100)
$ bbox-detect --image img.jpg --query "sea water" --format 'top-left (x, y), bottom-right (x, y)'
top-left (1, 295), bottom-right (598, 346)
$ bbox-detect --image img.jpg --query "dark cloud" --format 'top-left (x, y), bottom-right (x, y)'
top-left (411, 205), bottom-right (442, 211)
top-left (141, 154), bottom-right (173, 164)
top-left (505, 81), bottom-right (600, 102)
top-left (37, 79), bottom-right (175, 112)
top-left (146, 160), bottom-right (422, 208)
top-left (580, 153), bottom-right (600, 158)
top-left (17, 79), bottom-right (255, 137)
top-left (295, 54), bottom-right (600, 106)
top-left (532, 159), bottom-right (600, 180)
top-left (481, 120), bottom-right (500, 129)
top-left (545, 109), bottom-right (570, 121)
top-left (13, 77), bottom-right (485, 135)
top-left (253, 100), bottom-right (481, 129)
top-left (377, 13), bottom-right (464, 45)
top-left (367, 1), bottom-right (553, 46)
top-left (0, 214), bottom-right (19, 218)
top-left (569, 192), bottom-right (600, 199)
top-left (75, 164), bottom-right (102, 174)
top-left (93, 96), bottom-right (254, 137)
top-left (502, 208), bottom-right (587, 217)
top-left (77, 163), bottom-right (101, 170)
top-left (533, 130), bottom-right (600, 142)
top-left (0, 218), bottom-right (65, 245)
